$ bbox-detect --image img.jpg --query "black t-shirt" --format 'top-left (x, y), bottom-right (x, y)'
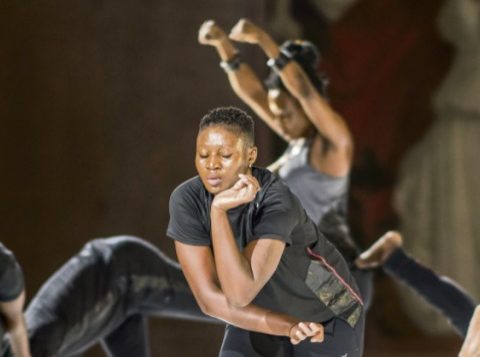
top-left (167, 168), bottom-right (362, 323)
top-left (0, 243), bottom-right (24, 302)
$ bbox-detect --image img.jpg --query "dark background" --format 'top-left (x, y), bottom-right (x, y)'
top-left (0, 0), bottom-right (462, 355)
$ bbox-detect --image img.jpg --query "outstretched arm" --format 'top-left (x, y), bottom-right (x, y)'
top-left (199, 20), bottom-right (288, 141)
top-left (230, 19), bottom-right (353, 176)
top-left (0, 290), bottom-right (31, 357)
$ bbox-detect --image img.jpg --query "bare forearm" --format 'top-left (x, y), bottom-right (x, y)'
top-left (227, 65), bottom-right (268, 107)
top-left (0, 292), bottom-right (31, 357)
top-left (210, 36), bottom-right (238, 62)
top-left (214, 43), bottom-right (281, 139)
top-left (210, 207), bottom-right (255, 300)
top-left (255, 32), bottom-right (281, 59)
top-left (280, 62), bottom-right (352, 150)
top-left (204, 283), bottom-right (297, 337)
top-left (226, 66), bottom-right (285, 139)
top-left (8, 318), bottom-right (31, 357)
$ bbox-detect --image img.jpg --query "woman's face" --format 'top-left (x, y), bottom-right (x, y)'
top-left (195, 125), bottom-right (257, 195)
top-left (267, 89), bottom-right (313, 140)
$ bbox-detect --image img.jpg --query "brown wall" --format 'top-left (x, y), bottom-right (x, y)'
top-left (0, 1), bottom-right (461, 356)
top-left (0, 1), bottom-right (272, 355)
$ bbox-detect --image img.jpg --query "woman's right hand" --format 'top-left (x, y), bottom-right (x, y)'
top-left (229, 18), bottom-right (265, 44)
top-left (289, 322), bottom-right (324, 344)
top-left (198, 20), bottom-right (227, 46)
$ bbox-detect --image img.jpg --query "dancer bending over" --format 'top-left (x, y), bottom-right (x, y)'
top-left (167, 107), bottom-right (365, 356)
top-left (4, 236), bottom-right (214, 357)
top-left (0, 243), bottom-right (30, 357)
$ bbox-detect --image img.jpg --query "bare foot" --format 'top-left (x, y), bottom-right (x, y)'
top-left (460, 305), bottom-right (480, 357)
top-left (355, 231), bottom-right (403, 269)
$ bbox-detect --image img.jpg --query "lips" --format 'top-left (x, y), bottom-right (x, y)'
top-left (207, 176), bottom-right (222, 187)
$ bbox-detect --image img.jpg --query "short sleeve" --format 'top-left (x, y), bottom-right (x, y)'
top-left (0, 244), bottom-right (24, 302)
top-left (166, 181), bottom-right (211, 246)
top-left (251, 182), bottom-right (300, 245)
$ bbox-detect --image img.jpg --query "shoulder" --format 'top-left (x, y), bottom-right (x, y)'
top-left (0, 243), bottom-right (18, 270)
top-left (170, 176), bottom-right (203, 198)
top-left (254, 167), bottom-right (300, 210)
top-left (0, 243), bottom-right (24, 302)
top-left (169, 176), bottom-right (205, 207)
top-left (167, 177), bottom-right (211, 245)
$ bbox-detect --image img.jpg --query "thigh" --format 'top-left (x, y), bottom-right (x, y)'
top-left (101, 314), bottom-right (149, 357)
top-left (26, 244), bottom-right (126, 357)
top-left (219, 325), bottom-right (292, 357)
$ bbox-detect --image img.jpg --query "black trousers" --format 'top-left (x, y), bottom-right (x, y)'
top-left (384, 248), bottom-right (477, 337)
top-left (23, 236), bottom-right (215, 357)
top-left (219, 313), bottom-right (365, 357)
top-left (351, 267), bottom-right (374, 311)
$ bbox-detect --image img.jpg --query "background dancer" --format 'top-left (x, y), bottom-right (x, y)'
top-left (4, 236), bottom-right (215, 357)
top-left (0, 243), bottom-right (30, 357)
top-left (198, 18), bottom-right (373, 307)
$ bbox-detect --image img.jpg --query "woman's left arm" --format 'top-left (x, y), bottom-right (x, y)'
top-left (0, 290), bottom-right (31, 357)
top-left (210, 174), bottom-right (285, 307)
top-left (231, 19), bottom-right (353, 176)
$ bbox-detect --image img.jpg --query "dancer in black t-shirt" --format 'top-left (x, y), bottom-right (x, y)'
top-left (168, 106), bottom-right (364, 356)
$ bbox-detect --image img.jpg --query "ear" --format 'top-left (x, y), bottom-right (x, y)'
top-left (247, 146), bottom-right (258, 167)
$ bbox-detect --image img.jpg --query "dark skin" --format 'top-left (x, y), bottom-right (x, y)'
top-left (0, 290), bottom-right (31, 357)
top-left (174, 125), bottom-right (324, 344)
top-left (198, 19), bottom-right (353, 177)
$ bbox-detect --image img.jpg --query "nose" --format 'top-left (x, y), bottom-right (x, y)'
top-left (206, 155), bottom-right (221, 170)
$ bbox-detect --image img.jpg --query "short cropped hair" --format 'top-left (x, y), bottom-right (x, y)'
top-left (265, 40), bottom-right (329, 97)
top-left (199, 106), bottom-right (255, 146)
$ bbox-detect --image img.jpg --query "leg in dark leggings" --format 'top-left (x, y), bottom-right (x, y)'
top-left (138, 247), bottom-right (215, 323)
top-left (25, 239), bottom-right (143, 357)
top-left (219, 314), bottom-right (364, 357)
top-left (102, 314), bottom-right (149, 357)
top-left (24, 236), bottom-right (216, 357)
top-left (219, 325), bottom-right (292, 357)
top-left (384, 248), bottom-right (477, 337)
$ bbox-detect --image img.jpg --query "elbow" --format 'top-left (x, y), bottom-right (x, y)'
top-left (224, 290), bottom-right (255, 308)
top-left (331, 123), bottom-right (353, 160)
top-left (227, 299), bottom-right (250, 309)
top-left (195, 293), bottom-right (227, 318)
top-left (196, 298), bottom-right (216, 317)
top-left (337, 135), bottom-right (353, 157)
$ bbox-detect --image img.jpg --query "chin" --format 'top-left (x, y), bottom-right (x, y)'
top-left (208, 186), bottom-right (222, 195)
top-left (203, 182), bottom-right (224, 195)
